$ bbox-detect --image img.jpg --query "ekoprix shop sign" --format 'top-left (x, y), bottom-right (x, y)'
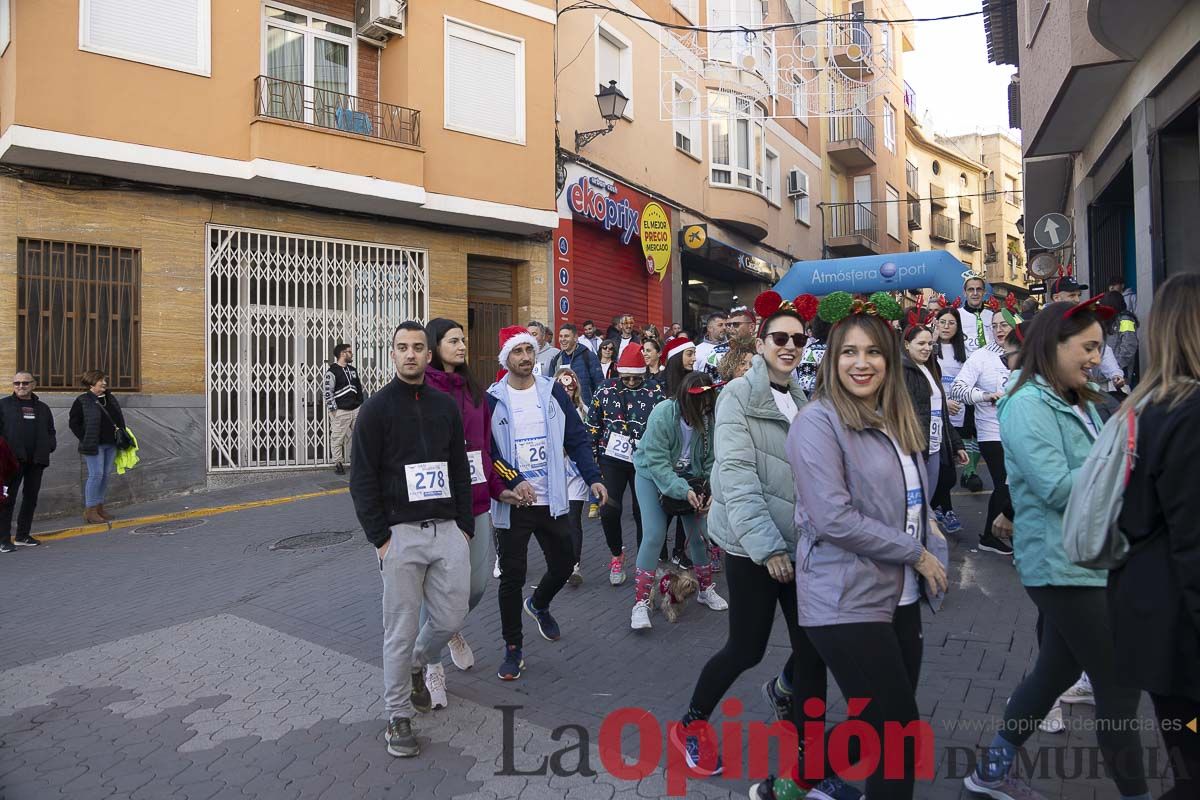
top-left (568, 177), bottom-right (641, 245)
top-left (774, 249), bottom-right (978, 301)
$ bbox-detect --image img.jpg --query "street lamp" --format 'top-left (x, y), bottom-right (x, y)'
top-left (575, 81), bottom-right (629, 150)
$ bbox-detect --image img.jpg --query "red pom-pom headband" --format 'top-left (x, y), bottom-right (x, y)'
top-left (1063, 294), bottom-right (1117, 322)
top-left (754, 291), bottom-right (819, 336)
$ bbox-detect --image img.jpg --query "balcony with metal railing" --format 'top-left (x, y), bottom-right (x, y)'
top-left (930, 182), bottom-right (947, 208)
top-left (930, 213), bottom-right (955, 242)
top-left (826, 203), bottom-right (880, 255)
top-left (959, 195), bottom-right (974, 213)
top-left (827, 113), bottom-right (876, 168)
top-left (905, 161), bottom-right (919, 195)
top-left (827, 15), bottom-right (873, 76)
top-left (908, 199), bottom-right (922, 230)
top-left (959, 221), bottom-right (982, 250)
top-left (255, 75), bottom-right (421, 147)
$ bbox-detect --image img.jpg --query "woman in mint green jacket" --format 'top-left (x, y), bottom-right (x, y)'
top-left (629, 372), bottom-right (725, 629)
top-left (966, 300), bottom-right (1149, 800)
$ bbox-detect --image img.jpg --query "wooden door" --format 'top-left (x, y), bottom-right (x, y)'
top-left (468, 258), bottom-right (515, 388)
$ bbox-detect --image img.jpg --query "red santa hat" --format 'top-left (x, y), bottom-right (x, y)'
top-left (497, 325), bottom-right (539, 368)
top-left (615, 341), bottom-right (648, 375)
top-left (662, 335), bottom-right (696, 363)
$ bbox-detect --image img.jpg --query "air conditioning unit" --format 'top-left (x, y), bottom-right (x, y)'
top-left (357, 0), bottom-right (406, 46)
top-left (786, 168), bottom-right (808, 197)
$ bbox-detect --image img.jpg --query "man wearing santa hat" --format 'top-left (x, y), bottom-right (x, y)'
top-left (487, 325), bottom-right (607, 681)
top-left (588, 342), bottom-right (665, 587)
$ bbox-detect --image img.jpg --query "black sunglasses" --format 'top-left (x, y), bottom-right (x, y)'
top-left (13, 381), bottom-right (31, 386)
top-left (765, 332), bottom-right (806, 348)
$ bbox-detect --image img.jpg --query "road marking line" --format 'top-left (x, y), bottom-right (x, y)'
top-left (37, 487), bottom-right (350, 542)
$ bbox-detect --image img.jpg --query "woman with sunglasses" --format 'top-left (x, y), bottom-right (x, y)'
top-left (671, 293), bottom-right (826, 786)
top-left (932, 308), bottom-right (969, 531)
top-left (629, 372), bottom-right (726, 629)
top-left (554, 366), bottom-right (591, 587)
top-left (965, 299), bottom-right (1149, 800)
top-left (950, 313), bottom-right (1016, 556)
top-left (597, 340), bottom-right (618, 382)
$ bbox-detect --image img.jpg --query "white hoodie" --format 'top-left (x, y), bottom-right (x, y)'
top-left (950, 344), bottom-right (1010, 442)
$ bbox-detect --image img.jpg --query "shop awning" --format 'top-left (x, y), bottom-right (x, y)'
top-left (775, 249), bottom-right (974, 300)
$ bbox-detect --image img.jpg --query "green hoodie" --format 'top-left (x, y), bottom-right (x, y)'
top-left (997, 374), bottom-right (1106, 587)
top-left (632, 399), bottom-right (714, 500)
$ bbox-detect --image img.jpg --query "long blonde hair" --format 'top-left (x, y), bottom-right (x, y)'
top-left (1122, 274), bottom-right (1200, 412)
top-left (814, 315), bottom-right (926, 454)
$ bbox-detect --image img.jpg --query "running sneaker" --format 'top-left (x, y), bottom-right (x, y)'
top-left (941, 510), bottom-right (964, 533)
top-left (806, 776), bottom-right (863, 800)
top-left (425, 663), bottom-right (448, 710)
top-left (523, 596), bottom-right (561, 641)
top-left (1038, 701), bottom-right (1064, 733)
top-left (697, 585), bottom-right (729, 611)
top-left (631, 600), bottom-right (652, 630)
top-left (748, 776), bottom-right (805, 800)
top-left (493, 556), bottom-right (501, 579)
top-left (383, 717), bottom-right (419, 758)
top-left (410, 669), bottom-right (432, 713)
top-left (963, 766), bottom-right (1048, 799)
top-left (609, 553), bottom-right (627, 586)
top-left (977, 534), bottom-right (1014, 555)
top-left (677, 554), bottom-right (693, 570)
top-left (933, 507), bottom-right (948, 529)
top-left (448, 632), bottom-right (474, 670)
top-left (667, 721), bottom-right (723, 776)
top-left (13, 536), bottom-right (39, 547)
top-left (761, 677), bottom-right (793, 723)
top-left (588, 502), bottom-right (599, 519)
top-left (963, 473), bottom-right (985, 492)
top-left (497, 645), bottom-right (524, 681)
top-left (0, 541), bottom-right (14, 554)
top-left (1059, 674), bottom-right (1095, 705)
top-left (568, 563), bottom-right (583, 587)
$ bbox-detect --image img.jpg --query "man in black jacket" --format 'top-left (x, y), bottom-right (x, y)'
top-left (0, 372), bottom-right (56, 552)
top-left (349, 321), bottom-right (472, 760)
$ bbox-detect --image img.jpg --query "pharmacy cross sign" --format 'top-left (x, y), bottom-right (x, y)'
top-left (1033, 213), bottom-right (1073, 250)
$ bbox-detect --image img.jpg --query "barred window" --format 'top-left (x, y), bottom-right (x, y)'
top-left (17, 239), bottom-right (142, 391)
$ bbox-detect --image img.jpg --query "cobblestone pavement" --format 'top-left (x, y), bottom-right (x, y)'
top-left (0, 482), bottom-right (1173, 799)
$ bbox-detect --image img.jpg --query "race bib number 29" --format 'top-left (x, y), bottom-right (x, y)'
top-left (604, 432), bottom-right (635, 463)
top-left (405, 461), bottom-right (451, 500)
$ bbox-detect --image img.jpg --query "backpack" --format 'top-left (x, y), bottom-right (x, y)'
top-left (1062, 400), bottom-right (1144, 569)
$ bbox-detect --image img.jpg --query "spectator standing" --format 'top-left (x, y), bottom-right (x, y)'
top-left (693, 312), bottom-right (728, 375)
top-left (1049, 275), bottom-right (1087, 304)
top-left (349, 321), bottom-right (473, 759)
top-left (579, 320), bottom-right (602, 353)
top-left (69, 370), bottom-right (129, 525)
top-left (0, 372), bottom-right (56, 551)
top-left (550, 323), bottom-right (604, 405)
top-left (526, 321), bottom-right (561, 377)
top-left (597, 339), bottom-right (618, 381)
top-left (324, 343), bottom-right (364, 475)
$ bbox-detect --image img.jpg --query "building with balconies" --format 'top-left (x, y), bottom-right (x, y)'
top-left (0, 0), bottom-right (557, 507)
top-left (947, 131), bottom-right (1027, 293)
top-left (989, 0), bottom-right (1200, 311)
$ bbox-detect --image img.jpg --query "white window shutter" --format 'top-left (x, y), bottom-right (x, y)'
top-left (445, 21), bottom-right (524, 143)
top-left (81, 0), bottom-right (210, 75)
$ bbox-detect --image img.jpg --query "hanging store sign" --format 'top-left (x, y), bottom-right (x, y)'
top-left (568, 177), bottom-right (641, 246)
top-left (640, 202), bottom-right (671, 282)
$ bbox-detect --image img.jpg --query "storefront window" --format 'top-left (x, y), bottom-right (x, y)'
top-left (709, 92), bottom-right (765, 192)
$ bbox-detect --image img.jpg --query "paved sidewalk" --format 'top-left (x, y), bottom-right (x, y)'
top-left (0, 478), bottom-right (1175, 799)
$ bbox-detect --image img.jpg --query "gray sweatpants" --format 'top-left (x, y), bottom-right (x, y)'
top-left (379, 519), bottom-right (470, 719)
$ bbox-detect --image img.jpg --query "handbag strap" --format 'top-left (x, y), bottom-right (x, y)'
top-left (96, 396), bottom-right (122, 430)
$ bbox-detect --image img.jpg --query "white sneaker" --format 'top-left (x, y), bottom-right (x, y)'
top-left (425, 663), bottom-right (448, 710)
top-left (1039, 701), bottom-right (1065, 733)
top-left (493, 556), bottom-right (501, 579)
top-left (696, 585), bottom-right (729, 611)
top-left (1059, 675), bottom-right (1095, 705)
top-left (631, 600), bottom-right (652, 630)
top-left (609, 554), bottom-right (626, 586)
top-left (448, 633), bottom-right (474, 671)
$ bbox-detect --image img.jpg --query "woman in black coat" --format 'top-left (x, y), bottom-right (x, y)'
top-left (901, 325), bottom-right (967, 507)
top-left (1108, 274), bottom-right (1200, 798)
top-left (68, 370), bottom-right (128, 524)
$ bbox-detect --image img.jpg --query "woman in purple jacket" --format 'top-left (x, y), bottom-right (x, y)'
top-left (422, 318), bottom-right (512, 708)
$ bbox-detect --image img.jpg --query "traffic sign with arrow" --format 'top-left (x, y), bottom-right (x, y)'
top-left (1033, 213), bottom-right (1073, 250)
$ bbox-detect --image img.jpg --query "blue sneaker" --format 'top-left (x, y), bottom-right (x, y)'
top-left (668, 721), bottom-right (723, 776)
top-left (523, 596), bottom-right (561, 641)
top-left (941, 509), bottom-right (963, 533)
top-left (497, 645), bottom-right (524, 681)
top-left (807, 777), bottom-right (863, 800)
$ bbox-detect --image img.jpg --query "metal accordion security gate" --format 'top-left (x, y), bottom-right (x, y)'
top-left (205, 224), bottom-right (428, 471)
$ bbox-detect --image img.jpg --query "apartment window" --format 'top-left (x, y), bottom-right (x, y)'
top-left (672, 80), bottom-right (700, 157)
top-left (0, 0), bottom-right (10, 56)
top-left (80, 0), bottom-right (211, 76)
top-left (791, 168), bottom-right (811, 226)
top-left (445, 19), bottom-right (525, 144)
top-left (262, 4), bottom-right (355, 126)
top-left (1004, 174), bottom-right (1019, 205)
top-left (708, 0), bottom-right (764, 68)
top-left (880, 24), bottom-right (892, 69)
top-left (709, 92), bottom-right (766, 193)
top-left (793, 72), bottom-right (810, 125)
top-left (883, 101), bottom-right (896, 153)
top-left (765, 148), bottom-right (781, 205)
top-left (671, 0), bottom-right (698, 23)
top-left (596, 23), bottom-right (633, 118)
top-left (17, 239), bottom-right (141, 391)
top-left (886, 184), bottom-right (900, 240)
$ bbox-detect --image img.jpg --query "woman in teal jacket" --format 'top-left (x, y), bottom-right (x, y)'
top-left (629, 372), bottom-right (726, 629)
top-left (966, 299), bottom-right (1150, 800)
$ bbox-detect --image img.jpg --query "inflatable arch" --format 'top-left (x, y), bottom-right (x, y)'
top-left (774, 250), bottom-right (987, 303)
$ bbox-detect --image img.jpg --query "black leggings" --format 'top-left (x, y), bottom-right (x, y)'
top-left (804, 603), bottom-right (923, 800)
top-left (1151, 692), bottom-right (1200, 799)
top-left (567, 499), bottom-right (584, 564)
top-left (978, 440), bottom-right (1011, 539)
top-left (1001, 586), bottom-right (1147, 797)
top-left (599, 456), bottom-right (642, 557)
top-left (688, 555), bottom-right (827, 730)
top-left (931, 455), bottom-right (956, 511)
